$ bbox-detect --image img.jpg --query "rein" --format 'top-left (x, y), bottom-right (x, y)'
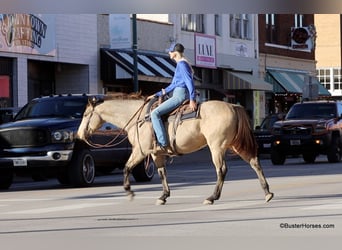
top-left (83, 99), bottom-right (149, 149)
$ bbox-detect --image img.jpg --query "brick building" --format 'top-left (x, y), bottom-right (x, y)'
top-left (258, 14), bottom-right (330, 114)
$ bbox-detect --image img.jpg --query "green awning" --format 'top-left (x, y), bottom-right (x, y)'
top-left (267, 69), bottom-right (331, 96)
top-left (224, 71), bottom-right (273, 91)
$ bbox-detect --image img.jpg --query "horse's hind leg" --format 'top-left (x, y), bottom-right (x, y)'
top-left (204, 148), bottom-right (227, 205)
top-left (241, 154), bottom-right (274, 202)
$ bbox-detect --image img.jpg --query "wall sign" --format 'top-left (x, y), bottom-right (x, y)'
top-left (194, 33), bottom-right (216, 68)
top-left (0, 14), bottom-right (56, 56)
top-left (109, 14), bottom-right (131, 49)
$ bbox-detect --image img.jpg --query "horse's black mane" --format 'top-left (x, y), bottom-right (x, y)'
top-left (89, 92), bottom-right (145, 106)
top-left (104, 92), bottom-right (145, 100)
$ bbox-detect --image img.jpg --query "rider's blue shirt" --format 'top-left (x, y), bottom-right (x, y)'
top-left (155, 60), bottom-right (196, 101)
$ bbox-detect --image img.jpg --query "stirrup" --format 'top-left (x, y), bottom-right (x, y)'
top-left (154, 145), bottom-right (175, 155)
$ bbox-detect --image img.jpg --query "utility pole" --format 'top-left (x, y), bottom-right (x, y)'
top-left (132, 14), bottom-right (138, 92)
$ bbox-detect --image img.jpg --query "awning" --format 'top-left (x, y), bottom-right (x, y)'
top-left (267, 69), bottom-right (331, 96)
top-left (223, 71), bottom-right (273, 91)
top-left (101, 48), bottom-right (177, 83)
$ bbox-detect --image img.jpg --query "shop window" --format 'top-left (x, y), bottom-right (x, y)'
top-left (265, 14), bottom-right (277, 43)
top-left (0, 75), bottom-right (10, 107)
top-left (230, 14), bottom-right (250, 39)
top-left (215, 14), bottom-right (222, 36)
top-left (180, 14), bottom-right (205, 33)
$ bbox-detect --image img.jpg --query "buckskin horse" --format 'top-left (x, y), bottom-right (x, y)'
top-left (77, 93), bottom-right (274, 205)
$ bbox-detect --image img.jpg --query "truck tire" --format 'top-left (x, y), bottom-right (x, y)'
top-left (303, 153), bottom-right (316, 163)
top-left (132, 156), bottom-right (155, 182)
top-left (68, 149), bottom-right (96, 187)
top-left (271, 149), bottom-right (286, 165)
top-left (327, 137), bottom-right (341, 163)
top-left (0, 168), bottom-right (14, 189)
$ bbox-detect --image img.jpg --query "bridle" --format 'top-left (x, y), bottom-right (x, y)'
top-left (82, 99), bottom-right (149, 149)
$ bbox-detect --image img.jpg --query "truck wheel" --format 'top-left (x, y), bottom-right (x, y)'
top-left (132, 156), bottom-right (155, 182)
top-left (0, 169), bottom-right (14, 189)
top-left (303, 153), bottom-right (316, 163)
top-left (57, 170), bottom-right (70, 185)
top-left (327, 137), bottom-right (341, 163)
top-left (271, 149), bottom-right (286, 165)
top-left (68, 149), bottom-right (95, 187)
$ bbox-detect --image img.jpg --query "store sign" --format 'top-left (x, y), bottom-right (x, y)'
top-left (109, 14), bottom-right (131, 49)
top-left (291, 26), bottom-right (316, 51)
top-left (0, 14), bottom-right (56, 56)
top-left (195, 33), bottom-right (216, 68)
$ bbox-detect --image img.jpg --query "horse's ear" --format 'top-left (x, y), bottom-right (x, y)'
top-left (88, 96), bottom-right (98, 107)
top-left (89, 96), bottom-right (104, 107)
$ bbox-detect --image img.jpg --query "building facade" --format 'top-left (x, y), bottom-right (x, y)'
top-left (100, 14), bottom-right (272, 127)
top-left (1, 14), bottom-right (276, 127)
top-left (0, 14), bottom-right (100, 109)
top-left (258, 14), bottom-right (331, 114)
top-left (315, 14), bottom-right (342, 97)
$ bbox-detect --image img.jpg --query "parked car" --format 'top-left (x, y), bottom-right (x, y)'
top-left (271, 100), bottom-right (342, 165)
top-left (0, 94), bottom-right (155, 189)
top-left (253, 113), bottom-right (285, 154)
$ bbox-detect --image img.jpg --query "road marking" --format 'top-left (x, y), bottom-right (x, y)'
top-left (4, 202), bottom-right (113, 215)
top-left (0, 198), bottom-right (55, 202)
top-left (302, 201), bottom-right (342, 211)
top-left (172, 200), bottom-right (262, 212)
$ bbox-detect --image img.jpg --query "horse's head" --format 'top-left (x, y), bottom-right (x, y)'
top-left (77, 96), bottom-right (105, 140)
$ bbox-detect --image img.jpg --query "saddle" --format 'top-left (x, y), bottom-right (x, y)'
top-left (145, 97), bottom-right (200, 155)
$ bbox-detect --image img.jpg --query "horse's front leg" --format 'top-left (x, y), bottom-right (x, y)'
top-left (123, 149), bottom-right (145, 201)
top-left (153, 155), bottom-right (170, 205)
top-left (123, 165), bottom-right (135, 201)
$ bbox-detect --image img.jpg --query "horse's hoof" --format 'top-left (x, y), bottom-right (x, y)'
top-left (203, 199), bottom-right (214, 205)
top-left (156, 199), bottom-right (166, 205)
top-left (265, 193), bottom-right (274, 202)
top-left (127, 192), bottom-right (135, 201)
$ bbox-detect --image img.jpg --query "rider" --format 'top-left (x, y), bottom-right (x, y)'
top-left (147, 43), bottom-right (197, 154)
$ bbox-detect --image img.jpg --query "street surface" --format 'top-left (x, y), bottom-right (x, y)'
top-left (0, 148), bottom-right (341, 249)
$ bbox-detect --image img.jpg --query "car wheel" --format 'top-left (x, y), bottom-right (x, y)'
top-left (303, 153), bottom-right (316, 163)
top-left (57, 171), bottom-right (70, 185)
top-left (68, 149), bottom-right (96, 187)
top-left (132, 156), bottom-right (155, 182)
top-left (271, 149), bottom-right (286, 165)
top-left (327, 137), bottom-right (341, 163)
top-left (0, 168), bottom-right (14, 189)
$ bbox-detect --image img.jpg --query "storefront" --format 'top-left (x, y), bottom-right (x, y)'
top-left (266, 68), bottom-right (331, 113)
top-left (0, 57), bottom-right (13, 107)
top-left (100, 48), bottom-right (201, 95)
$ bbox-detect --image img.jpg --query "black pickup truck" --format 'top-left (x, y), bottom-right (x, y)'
top-left (270, 101), bottom-right (342, 165)
top-left (0, 94), bottom-right (155, 189)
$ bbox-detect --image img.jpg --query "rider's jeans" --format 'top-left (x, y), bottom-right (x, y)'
top-left (151, 87), bottom-right (188, 147)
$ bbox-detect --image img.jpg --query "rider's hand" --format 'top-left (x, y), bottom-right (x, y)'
top-left (190, 100), bottom-right (197, 111)
top-left (147, 94), bottom-right (156, 101)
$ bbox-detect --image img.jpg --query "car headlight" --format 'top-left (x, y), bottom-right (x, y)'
top-left (314, 123), bottom-right (327, 134)
top-left (52, 130), bottom-right (74, 143)
top-left (271, 127), bottom-right (281, 135)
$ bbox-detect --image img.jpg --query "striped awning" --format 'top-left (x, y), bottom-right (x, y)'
top-left (101, 48), bottom-right (176, 83)
top-left (223, 71), bottom-right (273, 91)
top-left (267, 69), bottom-right (331, 96)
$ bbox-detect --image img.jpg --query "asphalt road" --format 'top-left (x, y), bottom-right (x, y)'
top-left (0, 148), bottom-right (341, 250)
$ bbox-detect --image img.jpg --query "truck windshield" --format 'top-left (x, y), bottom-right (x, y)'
top-left (286, 103), bottom-right (336, 119)
top-left (15, 99), bottom-right (87, 120)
